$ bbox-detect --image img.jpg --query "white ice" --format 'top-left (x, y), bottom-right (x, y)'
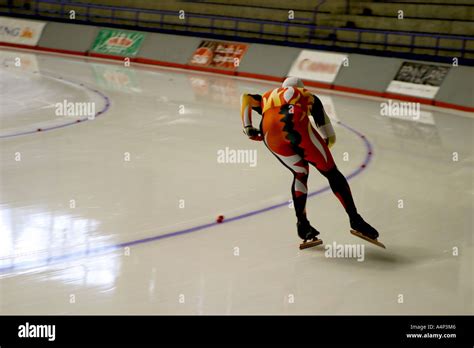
top-left (0, 48), bottom-right (472, 314)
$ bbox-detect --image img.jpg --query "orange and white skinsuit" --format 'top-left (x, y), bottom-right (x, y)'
top-left (241, 84), bottom-right (360, 226)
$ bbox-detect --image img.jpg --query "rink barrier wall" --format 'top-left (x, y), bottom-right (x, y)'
top-left (38, 21), bottom-right (100, 53)
top-left (433, 66), bottom-right (474, 109)
top-left (0, 18), bottom-right (473, 112)
top-left (333, 54), bottom-right (402, 95)
top-left (237, 44), bottom-right (302, 79)
top-left (139, 33), bottom-right (203, 66)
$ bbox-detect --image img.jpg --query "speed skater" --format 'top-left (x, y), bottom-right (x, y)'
top-left (240, 77), bottom-right (381, 247)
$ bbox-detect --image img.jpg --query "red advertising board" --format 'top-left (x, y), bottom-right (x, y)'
top-left (189, 40), bottom-right (248, 71)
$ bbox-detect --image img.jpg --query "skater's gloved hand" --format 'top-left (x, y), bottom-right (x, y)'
top-left (243, 126), bottom-right (263, 141)
top-left (324, 136), bottom-right (336, 149)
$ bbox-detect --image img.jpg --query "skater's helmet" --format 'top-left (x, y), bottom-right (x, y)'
top-left (282, 77), bottom-right (304, 88)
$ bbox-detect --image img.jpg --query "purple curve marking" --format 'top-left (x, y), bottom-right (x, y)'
top-left (0, 120), bottom-right (373, 273)
top-left (0, 73), bottom-right (111, 139)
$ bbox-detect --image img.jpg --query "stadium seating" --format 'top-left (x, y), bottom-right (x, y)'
top-left (1, 0), bottom-right (473, 58)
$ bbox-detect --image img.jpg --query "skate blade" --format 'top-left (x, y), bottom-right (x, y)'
top-left (299, 238), bottom-right (323, 250)
top-left (350, 230), bottom-right (386, 249)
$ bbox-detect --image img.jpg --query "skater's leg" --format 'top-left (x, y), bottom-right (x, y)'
top-left (263, 139), bottom-right (309, 223)
top-left (290, 163), bottom-right (309, 224)
top-left (261, 110), bottom-right (311, 224)
top-left (297, 124), bottom-right (379, 239)
top-left (261, 107), bottom-right (322, 240)
top-left (294, 122), bottom-right (357, 219)
top-left (315, 165), bottom-right (379, 239)
top-left (294, 123), bottom-right (357, 218)
top-left (263, 141), bottom-right (322, 240)
top-left (316, 166), bottom-right (358, 220)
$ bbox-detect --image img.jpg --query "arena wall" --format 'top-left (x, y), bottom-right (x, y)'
top-left (38, 22), bottom-right (100, 54)
top-left (0, 17), bottom-right (472, 112)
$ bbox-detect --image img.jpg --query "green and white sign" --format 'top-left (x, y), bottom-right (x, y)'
top-left (91, 29), bottom-right (145, 56)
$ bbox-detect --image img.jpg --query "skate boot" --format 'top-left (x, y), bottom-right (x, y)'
top-left (350, 214), bottom-right (385, 248)
top-left (297, 220), bottom-right (323, 250)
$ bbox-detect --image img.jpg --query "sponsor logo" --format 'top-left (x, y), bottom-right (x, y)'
top-left (106, 35), bottom-right (134, 48)
top-left (298, 59), bottom-right (339, 74)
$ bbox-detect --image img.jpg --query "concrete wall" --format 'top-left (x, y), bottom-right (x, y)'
top-left (140, 33), bottom-right (202, 64)
top-left (238, 44), bottom-right (301, 77)
top-left (0, 16), bottom-right (472, 111)
top-left (435, 66), bottom-right (474, 108)
top-left (334, 54), bottom-right (401, 93)
top-left (38, 22), bottom-right (99, 53)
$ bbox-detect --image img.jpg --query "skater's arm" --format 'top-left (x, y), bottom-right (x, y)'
top-left (241, 93), bottom-right (262, 127)
top-left (241, 93), bottom-right (263, 141)
top-left (311, 95), bottom-right (336, 148)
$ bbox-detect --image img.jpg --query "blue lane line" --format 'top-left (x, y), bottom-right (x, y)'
top-left (0, 120), bottom-right (373, 274)
top-left (0, 72), bottom-right (111, 139)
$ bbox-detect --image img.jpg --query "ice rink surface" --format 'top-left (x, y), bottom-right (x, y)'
top-left (0, 48), bottom-right (472, 314)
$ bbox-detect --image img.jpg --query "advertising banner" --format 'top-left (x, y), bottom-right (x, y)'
top-left (386, 61), bottom-right (450, 99)
top-left (90, 29), bottom-right (145, 57)
top-left (0, 17), bottom-right (46, 46)
top-left (188, 40), bottom-right (248, 71)
top-left (288, 50), bottom-right (347, 83)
